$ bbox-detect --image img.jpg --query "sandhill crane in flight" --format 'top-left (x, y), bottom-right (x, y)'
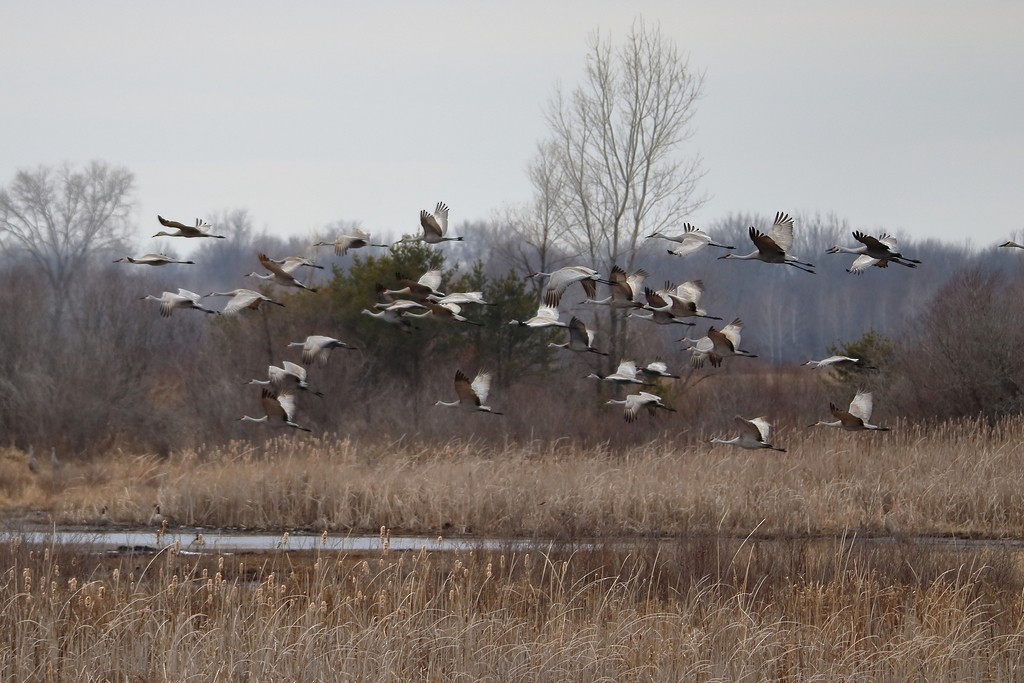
top-left (606, 391), bottom-right (676, 423)
top-left (581, 265), bottom-right (647, 309)
top-left (435, 369), bottom-right (502, 414)
top-left (142, 289), bottom-right (219, 318)
top-left (430, 291), bottom-right (492, 306)
top-left (246, 253), bottom-right (318, 292)
top-left (810, 390), bottom-right (889, 431)
top-left (638, 361), bottom-right (681, 380)
top-left (802, 355), bottom-right (876, 370)
top-left (710, 416), bottom-right (786, 452)
top-left (240, 389), bottom-right (312, 432)
top-left (314, 228), bottom-right (389, 256)
top-left (633, 281), bottom-right (721, 325)
top-left (153, 215), bottom-right (225, 239)
top-left (684, 318), bottom-right (757, 368)
top-left (204, 289), bottom-right (285, 315)
top-left (288, 335), bottom-right (356, 366)
top-left (999, 241), bottom-right (1024, 249)
top-left (420, 301), bottom-right (483, 326)
top-left (646, 222), bottom-right (735, 256)
top-left (114, 253), bottom-right (194, 266)
top-left (508, 305), bottom-right (569, 329)
top-left (395, 202), bottom-right (463, 244)
top-left (267, 256), bottom-right (325, 272)
top-left (826, 232), bottom-right (920, 272)
top-left (719, 212), bottom-right (815, 274)
top-left (248, 361), bottom-right (323, 397)
top-left (387, 270), bottom-right (444, 302)
top-left (528, 266), bottom-right (612, 308)
top-left (587, 360), bottom-right (652, 385)
top-left (549, 316), bottom-right (608, 355)
top-left (361, 301), bottom-right (425, 332)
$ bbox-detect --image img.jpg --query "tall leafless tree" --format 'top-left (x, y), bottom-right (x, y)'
top-left (0, 161), bottom-right (135, 322)
top-left (541, 20), bottom-right (707, 360)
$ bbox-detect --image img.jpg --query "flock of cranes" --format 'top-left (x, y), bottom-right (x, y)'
top-left (110, 200), bottom-right (1011, 454)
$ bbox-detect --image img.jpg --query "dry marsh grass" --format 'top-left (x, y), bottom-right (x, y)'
top-left (1, 534), bottom-right (1022, 681)
top-left (3, 417), bottom-right (1024, 680)
top-left (3, 416), bottom-right (1024, 539)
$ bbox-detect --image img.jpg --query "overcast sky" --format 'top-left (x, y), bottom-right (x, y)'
top-left (2, 1), bottom-right (1022, 250)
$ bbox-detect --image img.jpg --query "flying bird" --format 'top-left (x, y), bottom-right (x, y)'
top-left (684, 318), bottom-right (757, 368)
top-left (240, 389), bottom-right (312, 432)
top-left (204, 289), bottom-right (284, 315)
top-left (719, 212), bottom-right (815, 273)
top-left (508, 305), bottom-right (569, 329)
top-left (802, 355), bottom-right (876, 370)
top-left (580, 265), bottom-right (647, 309)
top-left (246, 252), bottom-right (318, 291)
top-left (606, 391), bottom-right (676, 423)
top-left (710, 416), bottom-right (786, 452)
top-left (587, 360), bottom-right (652, 385)
top-left (314, 228), bottom-right (389, 256)
top-left (810, 390), bottom-right (889, 431)
top-left (395, 202), bottom-right (463, 244)
top-left (647, 222), bottom-right (735, 256)
top-left (549, 316), bottom-right (608, 355)
top-left (114, 253), bottom-right (194, 266)
top-left (247, 361), bottom-right (323, 397)
top-left (142, 289), bottom-right (219, 317)
top-left (826, 232), bottom-right (920, 273)
top-left (287, 335), bottom-right (356, 366)
top-left (528, 266), bottom-right (611, 308)
top-left (153, 215), bottom-right (225, 239)
top-left (434, 369), bottom-right (502, 414)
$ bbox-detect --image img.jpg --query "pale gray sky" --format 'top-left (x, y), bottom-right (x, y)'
top-left (2, 1), bottom-right (1022, 249)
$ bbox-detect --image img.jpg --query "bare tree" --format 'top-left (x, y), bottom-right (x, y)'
top-left (492, 139), bottom-right (572, 299)
top-left (0, 161), bottom-right (135, 321)
top-left (542, 19), bottom-right (707, 359)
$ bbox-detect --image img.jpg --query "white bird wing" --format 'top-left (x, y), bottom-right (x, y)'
top-left (174, 288), bottom-right (200, 303)
top-left (847, 254), bottom-right (881, 274)
top-left (223, 290), bottom-right (262, 315)
top-left (437, 292), bottom-right (484, 305)
top-left (816, 355), bottom-right (857, 367)
top-left (667, 224), bottom-right (710, 256)
top-left (876, 233), bottom-right (898, 249)
top-left (533, 305), bottom-right (561, 324)
top-left (622, 394), bottom-right (644, 422)
top-left (718, 319), bottom-right (744, 349)
top-left (749, 417), bottom-right (773, 443)
top-left (275, 392), bottom-right (299, 422)
top-left (281, 360), bottom-right (307, 382)
top-left (769, 212), bottom-right (796, 253)
top-left (638, 391), bottom-right (662, 404)
top-left (471, 371), bottom-right (493, 405)
top-left (418, 269), bottom-right (443, 292)
top-left (673, 280), bottom-right (704, 304)
top-left (614, 360), bottom-right (639, 379)
top-left (646, 361), bottom-right (668, 374)
top-left (848, 391), bottom-right (874, 421)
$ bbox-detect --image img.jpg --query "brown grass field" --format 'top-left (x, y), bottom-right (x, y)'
top-left (3, 418), bottom-right (1024, 680)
